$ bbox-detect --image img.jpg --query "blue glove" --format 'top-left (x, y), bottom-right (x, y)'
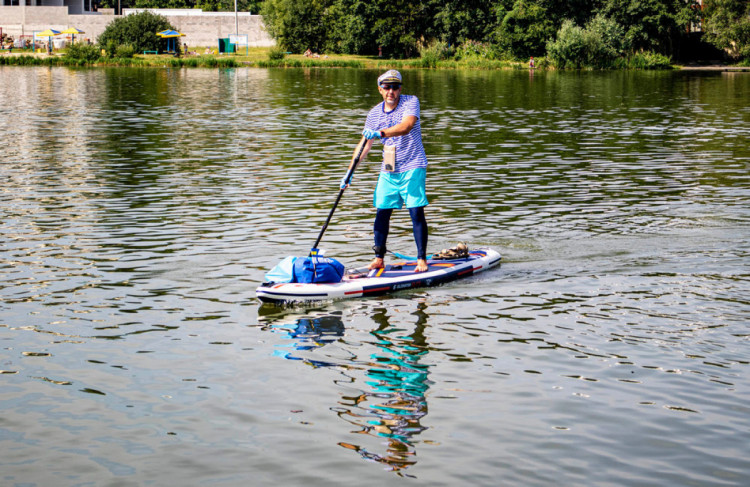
top-left (340, 174), bottom-right (353, 189)
top-left (362, 128), bottom-right (381, 140)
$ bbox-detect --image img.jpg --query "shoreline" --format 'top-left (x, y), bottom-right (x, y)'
top-left (678, 64), bottom-right (750, 72)
top-left (1, 50), bottom-right (748, 71)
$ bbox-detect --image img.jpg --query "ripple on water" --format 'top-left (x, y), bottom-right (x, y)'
top-left (1, 67), bottom-right (749, 486)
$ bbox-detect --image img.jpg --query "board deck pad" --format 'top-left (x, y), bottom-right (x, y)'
top-left (365, 261), bottom-right (461, 277)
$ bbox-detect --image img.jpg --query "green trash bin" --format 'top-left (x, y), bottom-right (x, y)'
top-left (218, 38), bottom-right (234, 54)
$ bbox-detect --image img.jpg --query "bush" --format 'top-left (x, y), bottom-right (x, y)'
top-left (98, 11), bottom-right (172, 54)
top-left (0, 55), bottom-right (44, 66)
top-left (200, 56), bottom-right (241, 68)
top-left (453, 40), bottom-right (500, 60)
top-left (619, 51), bottom-right (673, 69)
top-left (267, 46), bottom-right (286, 60)
top-left (418, 40), bottom-right (453, 67)
top-left (65, 43), bottom-right (101, 63)
top-left (115, 44), bottom-right (135, 59)
top-left (586, 14), bottom-right (628, 67)
top-left (546, 20), bottom-right (588, 68)
top-left (101, 40), bottom-right (118, 59)
top-left (532, 56), bottom-right (550, 69)
top-left (547, 16), bottom-right (629, 69)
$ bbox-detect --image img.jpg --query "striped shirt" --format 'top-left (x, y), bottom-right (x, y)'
top-left (365, 94), bottom-right (428, 174)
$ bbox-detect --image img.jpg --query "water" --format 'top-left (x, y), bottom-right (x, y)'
top-left (1, 66), bottom-right (749, 486)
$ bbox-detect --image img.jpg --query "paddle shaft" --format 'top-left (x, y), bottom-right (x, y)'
top-left (311, 137), bottom-right (367, 253)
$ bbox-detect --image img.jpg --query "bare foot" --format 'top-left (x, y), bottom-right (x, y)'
top-left (368, 257), bottom-right (385, 270)
top-left (415, 259), bottom-right (428, 273)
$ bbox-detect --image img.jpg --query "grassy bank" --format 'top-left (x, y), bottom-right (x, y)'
top-left (0, 47), bottom-right (678, 70)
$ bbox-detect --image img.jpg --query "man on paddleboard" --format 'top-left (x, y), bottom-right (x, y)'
top-left (341, 69), bottom-right (430, 273)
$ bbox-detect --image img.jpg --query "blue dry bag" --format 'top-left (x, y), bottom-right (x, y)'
top-left (265, 256), bottom-right (297, 283)
top-left (292, 250), bottom-right (345, 284)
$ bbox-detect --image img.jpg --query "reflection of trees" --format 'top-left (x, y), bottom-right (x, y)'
top-left (261, 303), bottom-right (432, 474)
top-left (337, 304), bottom-right (431, 473)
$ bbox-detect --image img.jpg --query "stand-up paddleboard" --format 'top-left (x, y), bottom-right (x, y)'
top-left (256, 247), bottom-right (501, 305)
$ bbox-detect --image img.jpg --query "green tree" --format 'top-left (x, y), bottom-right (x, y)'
top-left (596, 0), bottom-right (699, 55)
top-left (370, 0), bottom-right (434, 57)
top-left (324, 0), bottom-right (374, 54)
top-left (433, 0), bottom-right (497, 46)
top-left (555, 0), bottom-right (605, 26)
top-left (702, 0), bottom-right (750, 59)
top-left (262, 0), bottom-right (436, 57)
top-left (494, 0), bottom-right (558, 58)
top-left (98, 10), bottom-right (173, 53)
top-left (261, 0), bottom-right (331, 53)
top-left (587, 13), bottom-right (629, 61)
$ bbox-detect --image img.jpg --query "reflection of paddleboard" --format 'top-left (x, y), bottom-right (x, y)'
top-left (256, 248), bottom-right (501, 305)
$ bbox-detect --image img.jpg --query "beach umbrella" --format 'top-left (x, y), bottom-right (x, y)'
top-left (61, 27), bottom-right (85, 44)
top-left (37, 29), bottom-right (61, 37)
top-left (35, 29), bottom-right (61, 52)
top-left (156, 30), bottom-right (185, 53)
top-left (156, 30), bottom-right (185, 38)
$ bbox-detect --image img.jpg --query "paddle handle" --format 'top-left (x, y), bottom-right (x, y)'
top-left (311, 137), bottom-right (367, 253)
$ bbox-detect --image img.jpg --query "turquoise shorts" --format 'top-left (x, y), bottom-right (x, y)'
top-left (373, 167), bottom-right (429, 209)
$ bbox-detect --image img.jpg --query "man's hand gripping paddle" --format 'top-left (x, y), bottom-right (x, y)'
top-left (310, 137), bottom-right (367, 256)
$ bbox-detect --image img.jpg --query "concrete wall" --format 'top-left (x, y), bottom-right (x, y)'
top-left (153, 12), bottom-right (274, 47)
top-left (0, 7), bottom-right (275, 47)
top-left (0, 6), bottom-right (72, 36)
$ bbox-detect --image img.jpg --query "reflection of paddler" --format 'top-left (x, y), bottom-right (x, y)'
top-left (338, 437), bottom-right (416, 471)
top-left (341, 304), bottom-right (431, 470)
top-left (367, 358), bottom-right (429, 398)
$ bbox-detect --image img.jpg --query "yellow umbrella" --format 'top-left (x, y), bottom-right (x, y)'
top-left (61, 27), bottom-right (85, 44)
top-left (35, 29), bottom-right (61, 53)
top-left (36, 29), bottom-right (61, 37)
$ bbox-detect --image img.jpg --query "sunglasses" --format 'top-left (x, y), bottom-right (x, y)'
top-left (380, 84), bottom-right (401, 91)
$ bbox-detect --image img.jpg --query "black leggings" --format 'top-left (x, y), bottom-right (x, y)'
top-left (373, 207), bottom-right (428, 260)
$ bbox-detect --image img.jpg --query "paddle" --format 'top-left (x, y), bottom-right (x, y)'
top-left (310, 136), bottom-right (367, 255)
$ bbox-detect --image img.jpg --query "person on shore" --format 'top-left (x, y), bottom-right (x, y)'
top-left (341, 69), bottom-right (430, 273)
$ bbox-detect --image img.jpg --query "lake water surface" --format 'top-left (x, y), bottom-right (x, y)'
top-left (1, 66), bottom-right (749, 486)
